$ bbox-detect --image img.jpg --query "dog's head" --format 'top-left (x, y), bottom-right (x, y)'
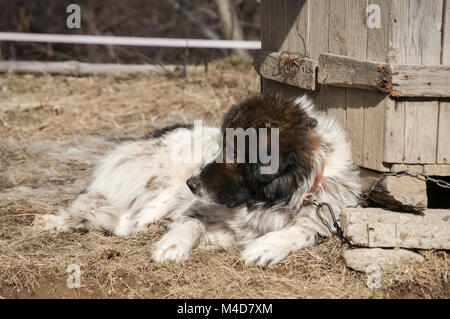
top-left (187, 95), bottom-right (320, 209)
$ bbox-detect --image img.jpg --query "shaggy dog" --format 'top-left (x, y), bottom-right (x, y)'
top-left (34, 95), bottom-right (360, 267)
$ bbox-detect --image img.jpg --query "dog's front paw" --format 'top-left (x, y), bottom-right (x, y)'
top-left (241, 234), bottom-right (290, 268)
top-left (152, 233), bottom-right (193, 264)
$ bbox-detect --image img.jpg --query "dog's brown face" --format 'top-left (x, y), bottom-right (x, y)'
top-left (187, 95), bottom-right (320, 209)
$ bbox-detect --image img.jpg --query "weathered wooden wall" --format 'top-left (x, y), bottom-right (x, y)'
top-left (259, 0), bottom-right (450, 175)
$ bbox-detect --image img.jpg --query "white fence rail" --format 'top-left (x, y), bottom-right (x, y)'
top-left (0, 32), bottom-right (261, 50)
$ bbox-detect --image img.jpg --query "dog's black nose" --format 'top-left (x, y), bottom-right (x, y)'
top-left (186, 176), bottom-right (200, 193)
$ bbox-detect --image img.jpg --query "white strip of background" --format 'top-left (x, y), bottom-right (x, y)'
top-left (0, 32), bottom-right (261, 49)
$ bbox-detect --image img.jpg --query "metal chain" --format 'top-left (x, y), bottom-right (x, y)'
top-left (311, 199), bottom-right (345, 239)
top-left (383, 170), bottom-right (450, 189)
top-left (310, 170), bottom-right (449, 240)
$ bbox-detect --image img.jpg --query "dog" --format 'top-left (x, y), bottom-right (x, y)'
top-left (34, 95), bottom-right (360, 267)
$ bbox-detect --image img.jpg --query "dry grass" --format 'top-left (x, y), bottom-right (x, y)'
top-left (0, 58), bottom-right (448, 299)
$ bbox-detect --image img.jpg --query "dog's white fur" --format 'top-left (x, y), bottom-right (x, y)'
top-left (34, 95), bottom-right (360, 267)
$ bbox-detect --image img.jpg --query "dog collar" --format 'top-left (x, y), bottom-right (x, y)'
top-left (302, 159), bottom-right (325, 206)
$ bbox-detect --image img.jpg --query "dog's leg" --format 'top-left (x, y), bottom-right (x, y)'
top-left (241, 216), bottom-right (321, 268)
top-left (33, 192), bottom-right (122, 234)
top-left (152, 217), bottom-right (204, 264)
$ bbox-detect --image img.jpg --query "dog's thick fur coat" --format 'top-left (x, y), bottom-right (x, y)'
top-left (34, 95), bottom-right (360, 267)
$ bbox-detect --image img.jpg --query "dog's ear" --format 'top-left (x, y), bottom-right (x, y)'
top-left (253, 151), bottom-right (299, 205)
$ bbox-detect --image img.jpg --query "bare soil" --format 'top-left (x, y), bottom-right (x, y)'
top-left (0, 59), bottom-right (448, 299)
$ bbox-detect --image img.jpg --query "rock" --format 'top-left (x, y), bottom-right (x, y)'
top-left (343, 248), bottom-right (425, 272)
top-left (341, 207), bottom-right (450, 249)
top-left (364, 174), bottom-right (427, 212)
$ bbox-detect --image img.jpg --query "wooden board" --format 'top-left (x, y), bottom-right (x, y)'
top-left (309, 0), bottom-right (330, 112)
top-left (383, 98), bottom-right (404, 163)
top-left (391, 163), bottom-right (450, 176)
top-left (424, 164), bottom-right (450, 175)
top-left (437, 102), bottom-right (450, 164)
top-left (318, 53), bottom-right (392, 93)
top-left (363, 0), bottom-right (390, 172)
top-left (254, 51), bottom-right (318, 90)
top-left (325, 0), bottom-right (348, 132)
top-left (345, 0), bottom-right (368, 167)
top-left (443, 0), bottom-right (450, 64)
top-left (260, 0), bottom-right (309, 99)
top-left (404, 101), bottom-right (439, 164)
top-left (402, 0), bottom-right (442, 165)
top-left (383, 0), bottom-right (408, 164)
top-left (308, 0), bottom-right (330, 59)
top-left (390, 164), bottom-right (424, 174)
top-left (391, 64), bottom-right (450, 97)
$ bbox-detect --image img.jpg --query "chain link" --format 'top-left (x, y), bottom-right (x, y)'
top-left (311, 170), bottom-right (449, 240)
top-left (384, 170), bottom-right (450, 189)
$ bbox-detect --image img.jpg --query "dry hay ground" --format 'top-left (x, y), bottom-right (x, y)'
top-left (0, 58), bottom-right (448, 299)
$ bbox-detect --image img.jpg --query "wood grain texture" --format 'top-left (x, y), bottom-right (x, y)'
top-left (404, 101), bottom-right (439, 164)
top-left (363, 0), bottom-right (390, 172)
top-left (325, 0), bottom-right (348, 133)
top-left (391, 64), bottom-right (450, 97)
top-left (318, 53), bottom-right (392, 92)
top-left (383, 99), bottom-right (405, 163)
top-left (345, 0), bottom-right (368, 167)
top-left (384, 0), bottom-right (408, 164)
top-left (437, 102), bottom-right (450, 164)
top-left (345, 88), bottom-right (365, 166)
top-left (443, 0), bottom-right (450, 64)
top-left (308, 0), bottom-right (329, 60)
top-left (254, 51), bottom-right (318, 90)
top-left (390, 164), bottom-right (424, 174)
top-left (260, 0), bottom-right (309, 98)
top-left (402, 0), bottom-right (442, 165)
top-left (423, 164), bottom-right (450, 175)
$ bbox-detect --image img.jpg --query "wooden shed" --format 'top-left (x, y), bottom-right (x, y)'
top-left (254, 0), bottom-right (450, 176)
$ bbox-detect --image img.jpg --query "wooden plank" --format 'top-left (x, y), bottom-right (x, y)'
top-left (391, 64), bottom-right (450, 97)
top-left (402, 0), bottom-right (442, 165)
top-left (347, 0), bottom-right (369, 59)
top-left (308, 0), bottom-right (329, 60)
top-left (424, 164), bottom-right (450, 175)
top-left (321, 85), bottom-right (346, 129)
top-left (285, 0), bottom-right (308, 54)
top-left (437, 102), bottom-right (450, 164)
top-left (260, 1), bottom-right (309, 98)
top-left (391, 163), bottom-right (450, 176)
top-left (383, 99), bottom-right (405, 163)
top-left (260, 0), bottom-right (289, 95)
top-left (308, 0), bottom-right (330, 112)
top-left (318, 53), bottom-right (392, 93)
top-left (261, 0), bottom-right (288, 52)
top-left (404, 101), bottom-right (439, 164)
top-left (443, 0), bottom-right (450, 64)
top-left (390, 164), bottom-right (424, 174)
top-left (384, 0), bottom-right (409, 164)
top-left (325, 0), bottom-right (348, 130)
top-left (345, 0), bottom-right (368, 167)
top-left (363, 0), bottom-right (390, 172)
top-left (346, 88), bottom-right (365, 166)
top-left (341, 207), bottom-right (450, 250)
top-left (254, 51), bottom-right (318, 90)
top-left (328, 0), bottom-right (348, 56)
